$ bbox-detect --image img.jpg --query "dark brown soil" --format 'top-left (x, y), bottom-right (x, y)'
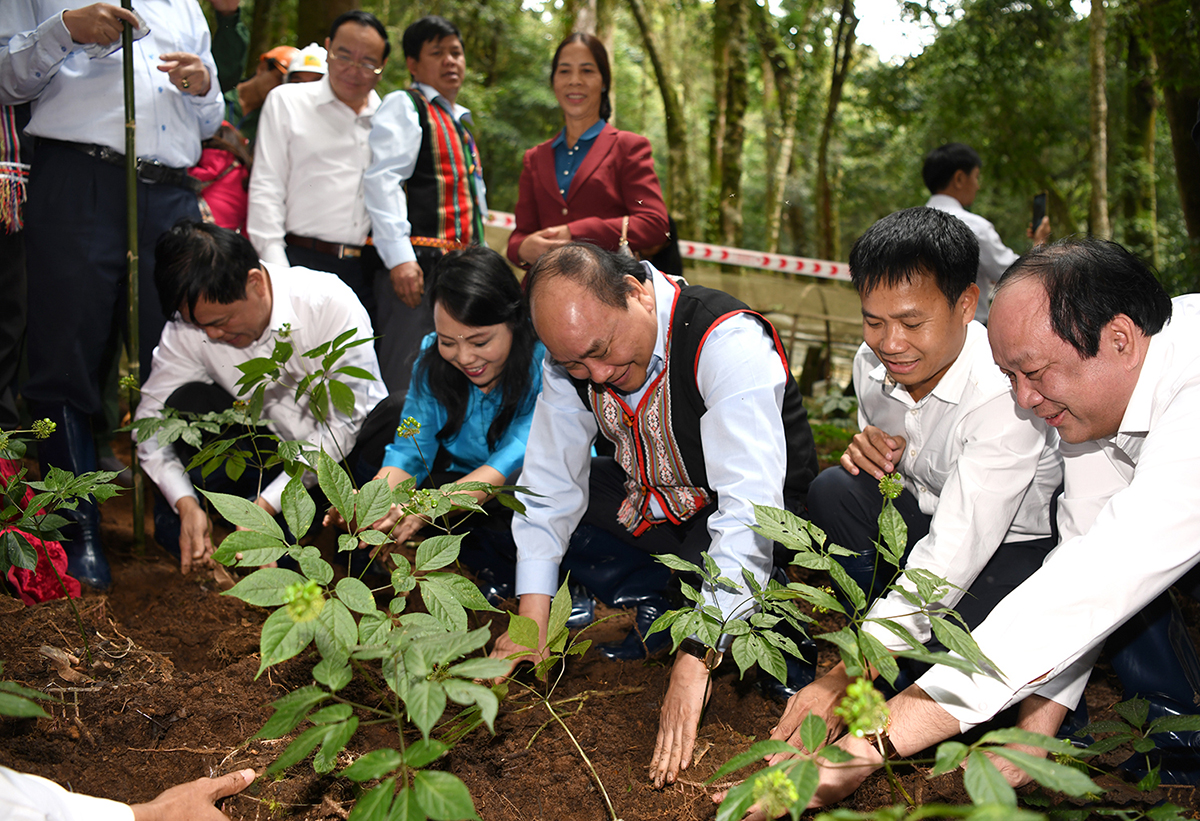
top-left (2, 455), bottom-right (1199, 819)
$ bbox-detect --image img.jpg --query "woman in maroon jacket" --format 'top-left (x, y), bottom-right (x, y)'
top-left (506, 33), bottom-right (670, 268)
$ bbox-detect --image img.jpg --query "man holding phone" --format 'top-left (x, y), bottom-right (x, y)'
top-left (922, 143), bottom-right (1051, 324)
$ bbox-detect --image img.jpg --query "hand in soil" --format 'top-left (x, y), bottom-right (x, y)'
top-left (766, 662), bottom-right (853, 765)
top-left (130, 767), bottom-right (256, 821)
top-left (650, 652), bottom-right (711, 788)
top-left (808, 734), bottom-right (883, 807)
top-left (176, 497), bottom-right (215, 574)
top-left (487, 593), bottom-right (552, 684)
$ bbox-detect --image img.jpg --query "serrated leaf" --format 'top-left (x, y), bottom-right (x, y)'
top-left (422, 572), bottom-right (500, 613)
top-left (929, 617), bottom-right (996, 671)
top-left (313, 717), bottom-right (358, 773)
top-left (312, 656), bottom-right (352, 692)
top-left (784, 582), bottom-right (846, 615)
top-left (653, 551), bottom-right (705, 575)
top-left (404, 738), bottom-right (450, 770)
top-left (415, 534), bottom-right (462, 572)
top-left (447, 657), bottom-right (513, 680)
top-left (987, 747), bottom-right (1100, 797)
top-left (358, 610), bottom-right (392, 646)
top-left (309, 703), bottom-right (353, 724)
top-left (342, 749), bottom-right (403, 782)
top-left (281, 474), bottom-right (315, 543)
top-left (354, 477), bottom-right (395, 532)
top-left (315, 599), bottom-right (357, 657)
top-left (420, 575), bottom-right (468, 631)
top-left (1113, 697), bottom-right (1149, 730)
top-left (877, 501), bottom-right (907, 565)
top-left (799, 712), bottom-right (828, 754)
top-left (201, 490), bottom-right (285, 539)
top-left (1147, 714), bottom-right (1200, 735)
top-left (329, 379), bottom-right (356, 419)
top-left (751, 503), bottom-right (816, 551)
top-left (346, 779), bottom-right (395, 821)
top-left (299, 554), bottom-right (334, 585)
top-left (828, 560), bottom-right (867, 614)
top-left (258, 607), bottom-right (317, 676)
top-left (336, 576), bottom-right (376, 614)
top-left (265, 724), bottom-right (325, 776)
top-left (407, 679), bottom-right (447, 740)
top-left (413, 770), bottom-right (477, 820)
top-left (706, 740), bottom-right (798, 783)
top-left (254, 686), bottom-right (329, 739)
top-left (318, 451), bottom-right (355, 523)
top-left (224, 568), bottom-right (306, 607)
top-left (507, 613), bottom-right (539, 656)
top-left (858, 630), bottom-right (900, 687)
top-left (931, 740), bottom-right (970, 776)
top-left (963, 750), bottom-right (1016, 806)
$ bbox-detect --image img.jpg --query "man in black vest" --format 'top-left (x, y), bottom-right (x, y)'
top-left (364, 15), bottom-right (486, 395)
top-left (491, 243), bottom-right (819, 789)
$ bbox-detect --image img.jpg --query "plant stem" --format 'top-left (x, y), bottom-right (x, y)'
top-left (541, 697), bottom-right (622, 821)
top-left (874, 737), bottom-right (913, 807)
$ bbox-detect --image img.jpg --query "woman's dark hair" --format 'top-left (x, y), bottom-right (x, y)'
top-left (551, 33), bottom-right (612, 121)
top-left (419, 246), bottom-right (537, 449)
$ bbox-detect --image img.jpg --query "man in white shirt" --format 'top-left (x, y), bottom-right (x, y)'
top-left (488, 243), bottom-right (819, 790)
top-left (134, 221), bottom-right (392, 575)
top-left (0, 1), bottom-right (223, 589)
top-left (923, 143), bottom-right (1051, 324)
top-left (246, 10), bottom-right (388, 321)
top-left (764, 206), bottom-right (1064, 764)
top-left (364, 15), bottom-right (487, 394)
top-left (805, 239), bottom-right (1200, 808)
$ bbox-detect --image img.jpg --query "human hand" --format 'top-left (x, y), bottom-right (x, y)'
top-left (840, 426), bottom-right (906, 480)
top-left (1030, 216), bottom-right (1051, 246)
top-left (63, 4), bottom-right (138, 45)
top-left (158, 53), bottom-right (212, 96)
top-left (808, 734), bottom-right (883, 808)
top-left (209, 0), bottom-right (241, 14)
top-left (390, 261), bottom-right (424, 308)
top-left (517, 225), bottom-right (571, 265)
top-left (131, 768), bottom-right (256, 821)
top-left (175, 497), bottom-right (214, 575)
top-left (487, 593), bottom-right (551, 684)
top-left (766, 664), bottom-right (853, 765)
top-left (650, 652), bottom-right (712, 788)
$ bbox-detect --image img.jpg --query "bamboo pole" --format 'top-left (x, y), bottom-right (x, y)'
top-left (121, 1), bottom-right (145, 553)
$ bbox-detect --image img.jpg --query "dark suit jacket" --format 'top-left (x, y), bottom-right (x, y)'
top-left (506, 123), bottom-right (670, 267)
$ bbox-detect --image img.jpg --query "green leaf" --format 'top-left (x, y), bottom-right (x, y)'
top-left (335, 365), bottom-right (376, 380)
top-left (858, 630), bottom-right (900, 688)
top-left (817, 626), bottom-right (863, 676)
top-left (447, 657), bottom-right (513, 680)
top-left (653, 551), bottom-right (705, 575)
top-left (420, 575), bottom-right (468, 632)
top-left (506, 614), bottom-right (539, 656)
top-left (315, 599), bottom-right (357, 657)
top-left (258, 607), bottom-right (317, 676)
top-left (347, 779), bottom-right (396, 821)
top-left (413, 770), bottom-right (478, 820)
top-left (404, 738), bottom-right (450, 769)
top-left (312, 656), bottom-right (352, 692)
top-left (987, 748), bottom-right (1100, 797)
top-left (200, 490), bottom-right (285, 539)
top-left (254, 686), bottom-right (329, 739)
top-left (265, 724), bottom-right (325, 776)
top-left (317, 451), bottom-right (355, 523)
top-left (2, 531), bottom-right (37, 571)
top-left (353, 478), bottom-right (395, 534)
top-left (1113, 697), bottom-right (1149, 730)
top-left (783, 582), bottom-right (845, 615)
top-left (309, 703), bottom-right (353, 724)
top-left (929, 617), bottom-right (997, 671)
top-left (342, 750), bottom-right (403, 782)
top-left (1148, 714), bottom-right (1200, 735)
top-left (422, 572), bottom-right (501, 613)
top-left (389, 789), bottom-right (424, 821)
top-left (407, 679), bottom-right (448, 740)
top-left (751, 503), bottom-right (816, 552)
top-left (977, 728), bottom-right (1078, 756)
top-left (963, 750), bottom-right (1016, 806)
top-left (358, 610), bottom-right (392, 646)
top-left (877, 501), bottom-right (907, 566)
top-left (714, 774), bottom-right (759, 821)
top-left (335, 576), bottom-right (376, 614)
top-left (298, 553), bottom-right (334, 586)
top-left (281, 474), bottom-right (315, 544)
top-left (931, 740), bottom-right (970, 776)
top-left (799, 712), bottom-right (828, 754)
top-left (329, 379), bottom-right (356, 419)
top-left (414, 534), bottom-right (462, 572)
top-left (314, 717), bottom-right (358, 773)
top-left (224, 568), bottom-right (306, 607)
top-left (0, 691), bottom-right (51, 718)
top-left (211, 528), bottom-right (289, 567)
top-left (310, 382), bottom-right (329, 423)
top-left (828, 561), bottom-right (866, 614)
top-left (442, 679), bottom-right (500, 732)
top-left (788, 758), bottom-right (820, 814)
top-left (706, 740), bottom-right (798, 782)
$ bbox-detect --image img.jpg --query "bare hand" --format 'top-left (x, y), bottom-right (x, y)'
top-left (650, 652), bottom-right (712, 788)
top-left (517, 225), bottom-right (571, 266)
top-left (766, 664), bottom-right (852, 765)
top-left (131, 768), bottom-right (256, 821)
top-left (209, 0), bottom-right (241, 14)
top-left (809, 734), bottom-right (882, 808)
top-left (390, 261), bottom-right (424, 308)
top-left (158, 53), bottom-right (212, 96)
top-left (840, 426), bottom-right (906, 480)
top-left (1030, 215), bottom-right (1051, 246)
top-left (487, 593), bottom-right (551, 683)
top-left (175, 497), bottom-right (214, 575)
top-left (62, 3), bottom-right (138, 45)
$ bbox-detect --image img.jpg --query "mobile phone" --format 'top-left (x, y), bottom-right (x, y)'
top-left (1031, 192), bottom-right (1047, 233)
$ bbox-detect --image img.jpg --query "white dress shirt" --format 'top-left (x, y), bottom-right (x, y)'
top-left (514, 265), bottom-right (788, 621)
top-left (1, 767), bottom-right (132, 821)
top-left (134, 265), bottom-right (388, 514)
top-left (0, 1), bottom-right (222, 168)
top-left (853, 322), bottom-right (1062, 650)
top-left (926, 194), bottom-right (1020, 324)
top-left (246, 75), bottom-right (380, 265)
top-left (363, 81), bottom-right (488, 270)
top-left (920, 295), bottom-right (1200, 729)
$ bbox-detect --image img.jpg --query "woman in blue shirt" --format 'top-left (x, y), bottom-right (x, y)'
top-left (371, 246), bottom-right (544, 544)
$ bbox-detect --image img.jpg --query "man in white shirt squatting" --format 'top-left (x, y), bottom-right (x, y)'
top-left (246, 10), bottom-right (388, 322)
top-left (133, 221), bottom-right (394, 576)
top-left (488, 243), bottom-right (820, 790)
top-left (779, 238), bottom-right (1200, 812)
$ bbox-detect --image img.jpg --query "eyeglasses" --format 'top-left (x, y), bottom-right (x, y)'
top-left (327, 53), bottom-right (383, 75)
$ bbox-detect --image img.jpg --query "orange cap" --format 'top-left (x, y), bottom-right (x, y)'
top-left (260, 45), bottom-right (298, 75)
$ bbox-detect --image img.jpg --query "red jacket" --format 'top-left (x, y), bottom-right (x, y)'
top-left (506, 123), bottom-right (669, 267)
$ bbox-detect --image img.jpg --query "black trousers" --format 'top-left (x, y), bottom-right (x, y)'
top-left (23, 143), bottom-right (200, 414)
top-left (284, 243), bottom-right (379, 328)
top-left (372, 246), bottom-right (442, 397)
top-left (0, 229), bottom-right (26, 429)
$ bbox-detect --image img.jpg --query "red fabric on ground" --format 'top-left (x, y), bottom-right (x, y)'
top-left (2, 457), bottom-right (81, 603)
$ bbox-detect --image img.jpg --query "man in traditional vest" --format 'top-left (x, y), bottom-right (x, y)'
top-left (490, 242), bottom-right (819, 788)
top-left (364, 15), bottom-right (487, 395)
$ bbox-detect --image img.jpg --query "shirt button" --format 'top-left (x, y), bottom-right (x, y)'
top-left (562, 207), bottom-right (568, 215)
top-left (562, 170), bottom-right (568, 175)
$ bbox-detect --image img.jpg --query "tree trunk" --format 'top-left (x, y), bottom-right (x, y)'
top-left (716, 0), bottom-right (748, 247)
top-left (296, 0), bottom-right (355, 51)
top-left (709, 0), bottom-right (733, 238)
top-left (1122, 30), bottom-right (1158, 265)
top-left (1087, 0), bottom-right (1111, 238)
top-left (816, 0), bottom-right (856, 260)
top-left (626, 0), bottom-right (697, 237)
top-left (249, 0), bottom-right (288, 63)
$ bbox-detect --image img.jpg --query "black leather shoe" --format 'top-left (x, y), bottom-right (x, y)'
top-left (566, 581), bottom-right (595, 629)
top-left (597, 596), bottom-right (672, 660)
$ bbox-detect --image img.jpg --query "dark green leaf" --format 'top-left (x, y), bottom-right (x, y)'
top-left (318, 451), bottom-right (355, 522)
top-left (1113, 698), bottom-right (1149, 730)
top-left (963, 750), bottom-right (1016, 806)
top-left (346, 779), bottom-right (395, 821)
top-left (314, 717), bottom-right (358, 773)
top-left (799, 712), bottom-right (827, 754)
top-left (329, 379), bottom-right (356, 419)
top-left (413, 770), bottom-right (477, 820)
top-left (404, 738), bottom-right (450, 769)
top-left (254, 686), bottom-right (329, 739)
top-left (407, 679), bottom-right (447, 740)
top-left (414, 534), bottom-right (462, 572)
top-left (342, 750), bottom-right (403, 782)
top-left (281, 474), bottom-right (315, 544)
top-left (265, 724), bottom-right (325, 776)
top-left (258, 607), bottom-right (317, 676)
top-left (336, 576), bottom-right (376, 614)
top-left (931, 740), bottom-right (970, 776)
top-left (201, 490), bottom-right (285, 539)
top-left (312, 656), bottom-right (352, 692)
top-left (987, 748), bottom-right (1100, 797)
top-left (224, 568), bottom-right (306, 607)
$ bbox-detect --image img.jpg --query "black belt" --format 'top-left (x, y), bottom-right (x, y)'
top-left (39, 138), bottom-right (199, 192)
top-left (285, 233), bottom-right (363, 259)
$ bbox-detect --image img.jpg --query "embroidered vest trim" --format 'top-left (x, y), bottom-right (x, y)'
top-left (403, 88), bottom-right (483, 246)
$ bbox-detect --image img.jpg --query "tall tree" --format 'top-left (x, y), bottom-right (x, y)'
top-left (712, 0), bottom-right (749, 245)
top-left (295, 0), bottom-right (355, 48)
top-left (1120, 25), bottom-right (1158, 264)
top-left (816, 0), bottom-right (857, 259)
top-left (1087, 0), bottom-right (1110, 237)
top-left (249, 0), bottom-right (289, 60)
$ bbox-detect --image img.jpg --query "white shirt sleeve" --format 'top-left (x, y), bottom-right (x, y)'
top-left (246, 91), bottom-right (293, 266)
top-left (0, 10), bottom-right (69, 105)
top-left (0, 767), bottom-right (134, 821)
top-left (363, 91), bottom-right (423, 270)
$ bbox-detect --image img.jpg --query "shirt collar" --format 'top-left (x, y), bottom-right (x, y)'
top-left (314, 74), bottom-right (381, 118)
top-left (866, 320), bottom-right (985, 406)
top-left (413, 81), bottom-right (469, 120)
top-left (1117, 331), bottom-right (1162, 436)
top-left (551, 119), bottom-right (607, 148)
top-left (649, 263), bottom-right (675, 366)
top-left (926, 193), bottom-right (968, 213)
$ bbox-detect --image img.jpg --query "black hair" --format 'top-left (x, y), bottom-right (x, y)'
top-left (328, 10), bottom-right (391, 61)
top-left (402, 16), bottom-right (462, 62)
top-left (525, 242), bottom-right (647, 311)
top-left (922, 142), bottom-right (981, 194)
top-left (551, 33), bottom-right (612, 121)
top-left (995, 238), bottom-right (1173, 358)
top-left (154, 220), bottom-right (260, 320)
top-left (848, 207), bottom-right (980, 307)
top-left (418, 246), bottom-right (537, 449)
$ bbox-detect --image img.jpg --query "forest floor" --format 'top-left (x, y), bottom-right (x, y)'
top-left (2, 436), bottom-right (1199, 819)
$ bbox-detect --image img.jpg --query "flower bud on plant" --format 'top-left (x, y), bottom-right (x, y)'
top-left (283, 580), bottom-right (325, 622)
top-left (751, 769), bottom-right (800, 818)
top-left (118, 374), bottom-right (139, 391)
top-left (834, 678), bottom-right (889, 739)
top-left (878, 472), bottom-right (903, 501)
top-left (396, 417), bottom-right (421, 439)
top-left (31, 419), bottom-right (57, 439)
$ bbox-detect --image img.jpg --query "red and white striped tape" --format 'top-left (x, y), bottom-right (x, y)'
top-left (483, 211), bottom-right (848, 281)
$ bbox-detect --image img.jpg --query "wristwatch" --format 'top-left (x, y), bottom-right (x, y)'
top-left (678, 637), bottom-right (724, 671)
